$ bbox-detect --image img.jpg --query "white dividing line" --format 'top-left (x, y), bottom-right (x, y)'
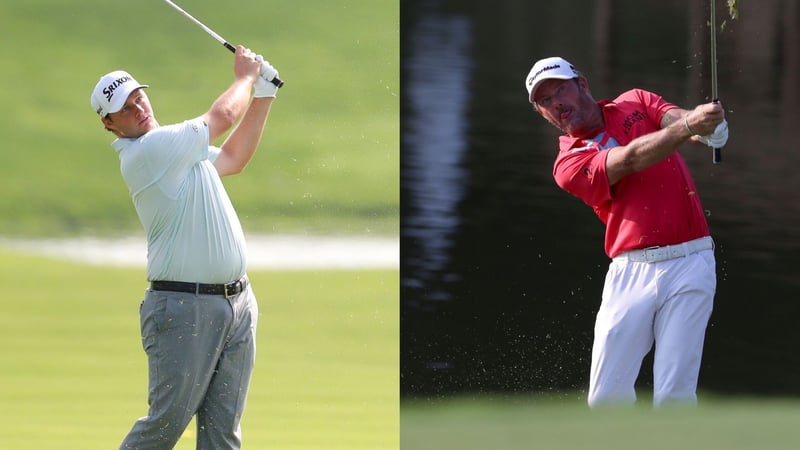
top-left (0, 234), bottom-right (398, 270)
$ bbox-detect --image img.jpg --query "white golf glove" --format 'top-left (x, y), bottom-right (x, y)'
top-left (696, 119), bottom-right (729, 148)
top-left (253, 55), bottom-right (279, 98)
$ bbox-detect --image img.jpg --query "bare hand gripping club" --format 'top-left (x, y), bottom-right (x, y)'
top-left (162, 0), bottom-right (284, 88)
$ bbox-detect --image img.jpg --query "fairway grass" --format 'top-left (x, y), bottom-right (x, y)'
top-left (401, 394), bottom-right (800, 450)
top-left (0, 251), bottom-right (398, 449)
top-left (0, 0), bottom-right (398, 237)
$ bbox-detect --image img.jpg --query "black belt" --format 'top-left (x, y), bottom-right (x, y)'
top-left (151, 277), bottom-right (247, 298)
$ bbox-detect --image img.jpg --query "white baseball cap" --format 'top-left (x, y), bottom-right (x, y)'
top-left (90, 70), bottom-right (149, 116)
top-left (524, 57), bottom-right (580, 103)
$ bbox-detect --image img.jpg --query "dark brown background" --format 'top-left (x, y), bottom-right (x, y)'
top-left (401, 0), bottom-right (800, 397)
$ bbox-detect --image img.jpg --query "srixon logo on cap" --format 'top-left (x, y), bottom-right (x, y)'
top-left (103, 76), bottom-right (132, 102)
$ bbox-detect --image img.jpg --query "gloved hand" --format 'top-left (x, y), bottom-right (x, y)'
top-left (695, 119), bottom-right (729, 148)
top-left (253, 55), bottom-right (279, 98)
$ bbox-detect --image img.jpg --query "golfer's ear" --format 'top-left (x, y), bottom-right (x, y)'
top-left (101, 116), bottom-right (115, 132)
top-left (578, 76), bottom-right (590, 93)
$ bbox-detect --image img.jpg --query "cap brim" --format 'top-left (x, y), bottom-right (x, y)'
top-left (106, 84), bottom-right (149, 115)
top-left (529, 75), bottom-right (574, 103)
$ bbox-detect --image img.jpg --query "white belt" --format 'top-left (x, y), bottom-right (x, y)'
top-left (614, 236), bottom-right (714, 263)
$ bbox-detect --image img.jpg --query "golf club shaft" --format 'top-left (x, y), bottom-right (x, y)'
top-left (162, 0), bottom-right (283, 88)
top-left (710, 0), bottom-right (721, 163)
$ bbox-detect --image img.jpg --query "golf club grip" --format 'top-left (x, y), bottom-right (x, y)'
top-left (712, 97), bottom-right (721, 164)
top-left (224, 42), bottom-right (284, 88)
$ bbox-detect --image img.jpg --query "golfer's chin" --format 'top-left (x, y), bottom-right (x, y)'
top-left (138, 118), bottom-right (159, 134)
top-left (119, 123), bottom-right (158, 139)
top-left (558, 118), bottom-right (580, 135)
top-left (562, 123), bottom-right (582, 137)
top-left (141, 115), bottom-right (157, 127)
top-left (565, 123), bottom-right (598, 139)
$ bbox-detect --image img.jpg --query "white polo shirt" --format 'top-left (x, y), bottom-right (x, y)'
top-left (113, 117), bottom-right (247, 283)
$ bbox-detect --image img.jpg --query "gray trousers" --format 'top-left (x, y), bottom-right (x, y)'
top-left (120, 279), bottom-right (258, 449)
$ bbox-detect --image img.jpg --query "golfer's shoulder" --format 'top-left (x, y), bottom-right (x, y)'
top-left (614, 88), bottom-right (660, 102)
top-left (606, 89), bottom-right (675, 119)
top-left (141, 118), bottom-right (205, 144)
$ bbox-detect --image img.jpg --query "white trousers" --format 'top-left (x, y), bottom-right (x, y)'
top-left (588, 246), bottom-right (715, 408)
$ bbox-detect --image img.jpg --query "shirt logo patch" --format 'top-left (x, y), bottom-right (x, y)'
top-left (621, 110), bottom-right (647, 135)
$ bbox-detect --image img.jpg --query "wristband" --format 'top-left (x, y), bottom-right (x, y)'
top-left (684, 116), bottom-right (697, 136)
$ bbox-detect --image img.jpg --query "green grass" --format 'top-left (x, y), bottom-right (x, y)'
top-left (0, 0), bottom-right (398, 237)
top-left (0, 2), bottom-right (398, 445)
top-left (0, 251), bottom-right (398, 449)
top-left (401, 394), bottom-right (800, 450)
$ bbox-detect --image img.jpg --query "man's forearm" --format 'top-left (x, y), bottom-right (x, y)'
top-left (206, 78), bottom-right (256, 142)
top-left (622, 120), bottom-right (691, 167)
top-left (216, 97), bottom-right (273, 176)
top-left (605, 117), bottom-right (691, 185)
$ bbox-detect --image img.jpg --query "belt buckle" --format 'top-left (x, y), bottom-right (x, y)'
top-left (224, 280), bottom-right (241, 299)
top-left (643, 246), bottom-right (661, 263)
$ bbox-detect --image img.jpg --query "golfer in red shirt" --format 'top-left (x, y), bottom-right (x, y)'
top-left (525, 57), bottom-right (728, 407)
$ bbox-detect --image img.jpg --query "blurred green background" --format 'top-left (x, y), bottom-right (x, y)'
top-left (0, 252), bottom-right (398, 449)
top-left (0, 0), bottom-right (398, 237)
top-left (0, 0), bottom-right (398, 448)
top-left (402, 394), bottom-right (800, 450)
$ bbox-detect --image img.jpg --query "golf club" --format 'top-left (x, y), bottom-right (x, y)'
top-left (710, 0), bottom-right (721, 164)
top-left (162, 0), bottom-right (284, 88)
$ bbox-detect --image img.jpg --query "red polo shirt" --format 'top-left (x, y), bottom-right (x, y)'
top-left (552, 89), bottom-right (710, 258)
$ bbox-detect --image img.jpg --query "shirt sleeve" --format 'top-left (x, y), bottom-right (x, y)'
top-left (553, 146), bottom-right (612, 213)
top-left (208, 145), bottom-right (222, 163)
top-left (143, 117), bottom-right (208, 166)
top-left (138, 117), bottom-right (210, 198)
top-left (630, 89), bottom-right (678, 128)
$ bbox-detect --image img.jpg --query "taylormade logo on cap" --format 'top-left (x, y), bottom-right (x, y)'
top-left (524, 57), bottom-right (579, 103)
top-left (90, 70), bottom-right (149, 116)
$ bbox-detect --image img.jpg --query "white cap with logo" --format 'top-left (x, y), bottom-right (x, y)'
top-left (90, 70), bottom-right (149, 116)
top-left (524, 57), bottom-right (579, 103)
